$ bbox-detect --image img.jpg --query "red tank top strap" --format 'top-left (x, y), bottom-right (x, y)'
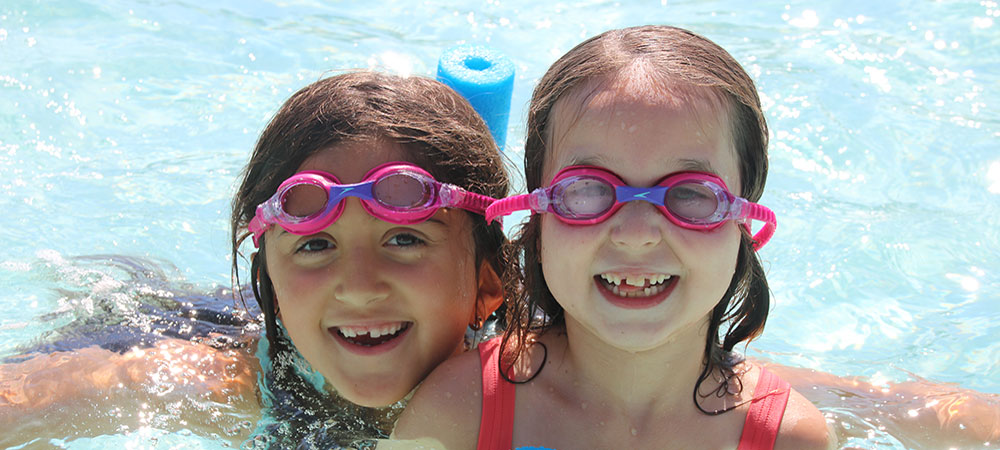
top-left (477, 337), bottom-right (516, 450)
top-left (736, 366), bottom-right (791, 450)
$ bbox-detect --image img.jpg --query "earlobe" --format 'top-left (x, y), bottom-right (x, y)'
top-left (470, 261), bottom-right (504, 329)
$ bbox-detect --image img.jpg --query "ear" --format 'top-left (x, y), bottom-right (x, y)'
top-left (469, 260), bottom-right (504, 329)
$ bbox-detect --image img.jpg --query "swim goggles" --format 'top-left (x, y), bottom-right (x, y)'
top-left (248, 162), bottom-right (496, 247)
top-left (486, 165), bottom-right (776, 249)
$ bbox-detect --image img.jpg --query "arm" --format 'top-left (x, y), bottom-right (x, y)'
top-left (774, 387), bottom-right (837, 450)
top-left (0, 337), bottom-right (261, 447)
top-left (763, 362), bottom-right (1000, 448)
top-left (388, 350), bottom-right (485, 449)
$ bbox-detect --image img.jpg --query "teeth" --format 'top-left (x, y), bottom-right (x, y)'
top-left (600, 273), bottom-right (622, 286)
top-left (625, 275), bottom-right (645, 287)
top-left (600, 273), bottom-right (672, 287)
top-left (608, 282), bottom-right (668, 297)
top-left (338, 323), bottom-right (405, 339)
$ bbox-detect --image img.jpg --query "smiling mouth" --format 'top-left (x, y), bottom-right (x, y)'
top-left (597, 273), bottom-right (675, 297)
top-left (332, 322), bottom-right (412, 347)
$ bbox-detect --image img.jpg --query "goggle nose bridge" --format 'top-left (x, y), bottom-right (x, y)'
top-left (328, 182), bottom-right (376, 205)
top-left (614, 185), bottom-right (670, 206)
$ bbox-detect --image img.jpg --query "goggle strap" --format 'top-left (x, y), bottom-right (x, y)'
top-left (743, 202), bottom-right (777, 250)
top-left (485, 193), bottom-right (535, 224)
top-left (437, 183), bottom-right (498, 215)
top-left (248, 206), bottom-right (270, 247)
top-left (459, 191), bottom-right (497, 215)
top-left (752, 223), bottom-right (775, 250)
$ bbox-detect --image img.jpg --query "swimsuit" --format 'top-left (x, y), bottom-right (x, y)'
top-left (475, 337), bottom-right (791, 450)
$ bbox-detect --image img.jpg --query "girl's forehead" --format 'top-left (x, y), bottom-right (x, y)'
top-left (298, 140), bottom-right (417, 182)
top-left (544, 79), bottom-right (740, 189)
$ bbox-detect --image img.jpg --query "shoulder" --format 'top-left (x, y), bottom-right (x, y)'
top-left (772, 373), bottom-right (836, 450)
top-left (390, 346), bottom-right (486, 449)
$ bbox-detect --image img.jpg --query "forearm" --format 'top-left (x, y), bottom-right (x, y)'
top-left (1, 339), bottom-right (262, 446)
top-left (762, 362), bottom-right (1000, 446)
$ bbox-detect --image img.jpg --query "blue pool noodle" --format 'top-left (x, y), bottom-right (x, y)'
top-left (437, 44), bottom-right (514, 149)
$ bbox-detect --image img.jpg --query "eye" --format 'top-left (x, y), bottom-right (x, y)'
top-left (671, 185), bottom-right (711, 201)
top-left (560, 178), bottom-right (615, 217)
top-left (296, 238), bottom-right (335, 253)
top-left (667, 184), bottom-right (718, 220)
top-left (386, 232), bottom-right (426, 248)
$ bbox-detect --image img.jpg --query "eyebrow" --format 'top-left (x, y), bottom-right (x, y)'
top-left (424, 217), bottom-right (448, 227)
top-left (564, 156), bottom-right (719, 175)
top-left (566, 155), bottom-right (606, 167)
top-left (676, 158), bottom-right (718, 174)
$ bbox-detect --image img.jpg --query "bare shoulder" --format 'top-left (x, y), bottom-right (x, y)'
top-left (390, 348), bottom-right (485, 449)
top-left (774, 386), bottom-right (836, 450)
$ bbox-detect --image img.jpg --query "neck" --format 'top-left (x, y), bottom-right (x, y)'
top-left (546, 316), bottom-right (711, 419)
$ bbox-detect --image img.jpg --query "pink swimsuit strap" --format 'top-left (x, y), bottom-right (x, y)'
top-left (477, 337), bottom-right (516, 450)
top-left (736, 366), bottom-right (792, 450)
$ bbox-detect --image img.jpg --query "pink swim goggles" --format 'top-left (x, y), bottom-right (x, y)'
top-left (486, 165), bottom-right (776, 249)
top-left (248, 162), bottom-right (496, 247)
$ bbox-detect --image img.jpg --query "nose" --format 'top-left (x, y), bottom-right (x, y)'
top-left (608, 200), bottom-right (665, 250)
top-left (332, 202), bottom-right (391, 306)
top-left (333, 245), bottom-right (392, 306)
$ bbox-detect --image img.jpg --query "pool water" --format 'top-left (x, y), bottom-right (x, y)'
top-left (1, 0), bottom-right (997, 448)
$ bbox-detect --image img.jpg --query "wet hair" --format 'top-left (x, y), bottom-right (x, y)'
top-left (504, 25), bottom-right (770, 414)
top-left (229, 70), bottom-right (511, 444)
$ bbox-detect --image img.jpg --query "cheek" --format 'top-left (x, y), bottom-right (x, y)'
top-left (538, 218), bottom-right (564, 270)
top-left (267, 260), bottom-right (322, 303)
top-left (539, 216), bottom-right (594, 253)
top-left (418, 237), bottom-right (479, 320)
top-left (416, 260), bottom-right (477, 359)
top-left (539, 218), bottom-right (594, 291)
top-left (262, 254), bottom-right (288, 303)
top-left (692, 223), bottom-right (741, 281)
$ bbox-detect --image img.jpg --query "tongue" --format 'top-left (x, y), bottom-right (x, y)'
top-left (616, 283), bottom-right (649, 294)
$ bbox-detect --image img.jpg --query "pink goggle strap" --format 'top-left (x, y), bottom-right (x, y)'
top-left (743, 202), bottom-right (776, 250)
top-left (485, 193), bottom-right (538, 225)
top-left (249, 213), bottom-right (269, 247)
top-left (447, 186), bottom-right (496, 216)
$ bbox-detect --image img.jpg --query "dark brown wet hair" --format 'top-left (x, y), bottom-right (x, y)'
top-left (504, 25), bottom-right (771, 415)
top-left (229, 70), bottom-right (512, 444)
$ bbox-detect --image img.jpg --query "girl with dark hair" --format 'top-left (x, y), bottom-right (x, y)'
top-left (393, 25), bottom-right (833, 449)
top-left (228, 69), bottom-right (512, 446)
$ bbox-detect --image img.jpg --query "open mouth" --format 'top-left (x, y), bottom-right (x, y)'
top-left (332, 322), bottom-right (412, 347)
top-left (597, 272), bottom-right (675, 298)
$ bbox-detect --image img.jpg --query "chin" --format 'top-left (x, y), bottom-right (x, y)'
top-left (340, 380), bottom-right (411, 408)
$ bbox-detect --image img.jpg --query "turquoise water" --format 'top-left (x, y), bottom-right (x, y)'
top-left (1, 0), bottom-right (997, 448)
